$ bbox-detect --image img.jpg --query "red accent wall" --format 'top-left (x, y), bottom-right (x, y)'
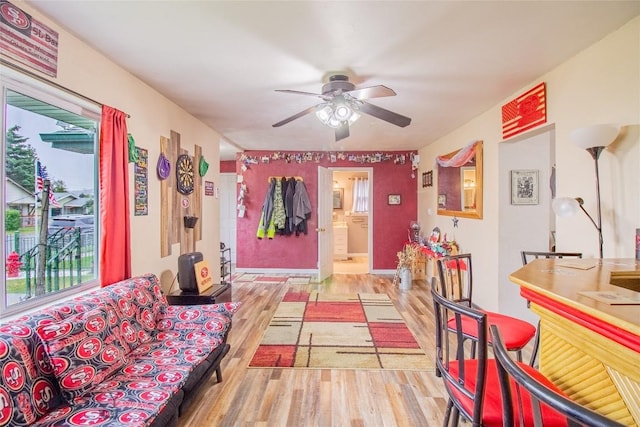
top-left (220, 160), bottom-right (235, 173)
top-left (235, 151), bottom-right (417, 271)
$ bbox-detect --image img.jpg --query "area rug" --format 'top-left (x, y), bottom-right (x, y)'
top-left (249, 291), bottom-right (433, 370)
top-left (232, 273), bottom-right (312, 285)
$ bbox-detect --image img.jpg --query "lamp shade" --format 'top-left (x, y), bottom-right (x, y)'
top-left (552, 197), bottom-right (580, 217)
top-left (569, 124), bottom-right (619, 150)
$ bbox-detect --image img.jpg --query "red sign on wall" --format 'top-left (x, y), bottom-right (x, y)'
top-left (501, 82), bottom-right (546, 139)
top-left (0, 1), bottom-right (59, 77)
top-left (204, 181), bottom-right (214, 196)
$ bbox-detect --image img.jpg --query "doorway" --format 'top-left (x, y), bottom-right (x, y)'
top-left (331, 169), bottom-right (372, 274)
top-left (498, 126), bottom-right (555, 325)
top-left (219, 173), bottom-right (237, 272)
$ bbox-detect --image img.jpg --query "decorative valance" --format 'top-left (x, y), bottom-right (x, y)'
top-left (436, 140), bottom-right (480, 167)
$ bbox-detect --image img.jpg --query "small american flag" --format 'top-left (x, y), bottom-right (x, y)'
top-left (502, 82), bottom-right (546, 139)
top-left (35, 160), bottom-right (60, 207)
top-left (35, 160), bottom-right (45, 192)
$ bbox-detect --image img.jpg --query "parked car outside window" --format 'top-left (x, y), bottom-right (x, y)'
top-left (48, 215), bottom-right (94, 234)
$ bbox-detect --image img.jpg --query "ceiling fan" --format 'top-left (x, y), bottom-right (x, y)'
top-left (272, 74), bottom-right (411, 142)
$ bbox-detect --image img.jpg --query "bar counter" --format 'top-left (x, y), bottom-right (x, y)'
top-left (509, 258), bottom-right (640, 426)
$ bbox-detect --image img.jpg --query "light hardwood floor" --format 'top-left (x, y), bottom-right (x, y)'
top-left (178, 274), bottom-right (450, 426)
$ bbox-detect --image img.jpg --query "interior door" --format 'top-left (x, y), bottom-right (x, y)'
top-left (317, 166), bottom-right (333, 281)
top-left (219, 173), bottom-right (237, 264)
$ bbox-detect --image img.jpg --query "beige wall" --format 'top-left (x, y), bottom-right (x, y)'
top-left (418, 16), bottom-right (640, 312)
top-left (11, 1), bottom-right (223, 290)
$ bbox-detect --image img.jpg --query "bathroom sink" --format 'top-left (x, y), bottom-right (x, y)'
top-left (609, 271), bottom-right (640, 292)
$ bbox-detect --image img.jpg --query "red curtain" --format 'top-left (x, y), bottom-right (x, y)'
top-left (99, 106), bottom-right (131, 287)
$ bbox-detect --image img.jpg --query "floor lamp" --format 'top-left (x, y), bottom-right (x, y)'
top-left (552, 124), bottom-right (619, 258)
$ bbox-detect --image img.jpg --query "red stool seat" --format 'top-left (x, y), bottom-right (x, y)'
top-left (449, 358), bottom-right (569, 427)
top-left (444, 259), bottom-right (466, 270)
top-left (448, 311), bottom-right (536, 351)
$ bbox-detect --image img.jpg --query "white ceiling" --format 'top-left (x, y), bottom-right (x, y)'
top-left (28, 1), bottom-right (640, 160)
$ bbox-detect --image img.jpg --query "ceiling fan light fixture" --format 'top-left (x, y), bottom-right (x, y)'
top-left (334, 103), bottom-right (352, 121)
top-left (315, 100), bottom-right (359, 129)
top-left (316, 104), bottom-right (333, 123)
top-left (315, 105), bottom-right (341, 128)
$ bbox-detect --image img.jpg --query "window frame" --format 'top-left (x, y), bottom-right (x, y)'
top-left (1, 65), bottom-right (101, 319)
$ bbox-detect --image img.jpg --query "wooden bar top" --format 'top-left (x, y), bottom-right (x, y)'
top-left (509, 258), bottom-right (640, 336)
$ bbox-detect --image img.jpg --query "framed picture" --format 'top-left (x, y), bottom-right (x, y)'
top-left (388, 194), bottom-right (401, 205)
top-left (438, 194), bottom-right (446, 208)
top-left (422, 170), bottom-right (433, 188)
top-left (511, 169), bottom-right (539, 205)
top-left (332, 188), bottom-right (343, 209)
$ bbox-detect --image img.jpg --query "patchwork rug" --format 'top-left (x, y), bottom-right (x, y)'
top-left (232, 273), bottom-right (312, 285)
top-left (249, 291), bottom-right (433, 370)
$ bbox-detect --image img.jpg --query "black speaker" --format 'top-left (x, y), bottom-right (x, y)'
top-left (178, 252), bottom-right (203, 292)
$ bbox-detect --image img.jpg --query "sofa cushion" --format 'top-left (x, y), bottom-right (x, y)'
top-left (131, 274), bottom-right (167, 320)
top-left (160, 301), bottom-right (241, 320)
top-left (55, 274), bottom-right (165, 354)
top-left (104, 274), bottom-right (167, 353)
top-left (36, 307), bottom-right (129, 402)
top-left (0, 318), bottom-right (64, 426)
top-left (33, 387), bottom-right (184, 427)
top-left (157, 303), bottom-right (240, 342)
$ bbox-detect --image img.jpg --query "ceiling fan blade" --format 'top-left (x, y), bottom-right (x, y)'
top-left (346, 85), bottom-right (396, 100)
top-left (335, 123), bottom-right (350, 141)
top-left (275, 89), bottom-right (325, 98)
top-left (358, 101), bottom-right (411, 127)
top-left (272, 104), bottom-right (321, 127)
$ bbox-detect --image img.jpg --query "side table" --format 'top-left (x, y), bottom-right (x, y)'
top-left (166, 282), bottom-right (231, 305)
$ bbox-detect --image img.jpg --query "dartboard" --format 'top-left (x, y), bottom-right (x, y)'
top-left (176, 154), bottom-right (194, 195)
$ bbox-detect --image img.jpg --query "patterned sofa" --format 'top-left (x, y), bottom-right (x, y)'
top-left (0, 273), bottom-right (240, 426)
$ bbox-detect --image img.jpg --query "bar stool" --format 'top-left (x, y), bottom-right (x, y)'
top-left (521, 251), bottom-right (582, 266)
top-left (431, 281), bottom-right (569, 427)
top-left (520, 251), bottom-right (582, 366)
top-left (437, 253), bottom-right (536, 362)
top-left (490, 325), bottom-right (625, 427)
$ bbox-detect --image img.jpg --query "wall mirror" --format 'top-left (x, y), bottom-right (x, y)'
top-left (437, 140), bottom-right (483, 219)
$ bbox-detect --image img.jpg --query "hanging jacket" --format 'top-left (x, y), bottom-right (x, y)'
top-left (272, 178), bottom-right (286, 231)
top-left (285, 177), bottom-right (296, 235)
top-left (257, 178), bottom-right (277, 239)
top-left (293, 180), bottom-right (312, 235)
top-left (279, 177), bottom-right (290, 235)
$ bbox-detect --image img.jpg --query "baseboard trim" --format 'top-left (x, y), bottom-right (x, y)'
top-left (372, 269), bottom-right (396, 275)
top-left (234, 268), bottom-right (318, 275)
top-left (234, 268), bottom-right (396, 277)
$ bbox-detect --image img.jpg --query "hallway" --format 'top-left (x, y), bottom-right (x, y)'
top-left (333, 255), bottom-right (369, 274)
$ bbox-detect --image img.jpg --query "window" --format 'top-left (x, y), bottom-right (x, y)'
top-left (1, 67), bottom-right (101, 318)
top-left (351, 177), bottom-right (369, 213)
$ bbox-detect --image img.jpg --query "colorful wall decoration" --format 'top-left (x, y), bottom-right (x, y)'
top-left (134, 147), bottom-right (148, 216)
top-left (159, 130), bottom-right (202, 257)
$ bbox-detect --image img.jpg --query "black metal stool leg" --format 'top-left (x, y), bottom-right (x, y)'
top-left (529, 321), bottom-right (541, 367)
